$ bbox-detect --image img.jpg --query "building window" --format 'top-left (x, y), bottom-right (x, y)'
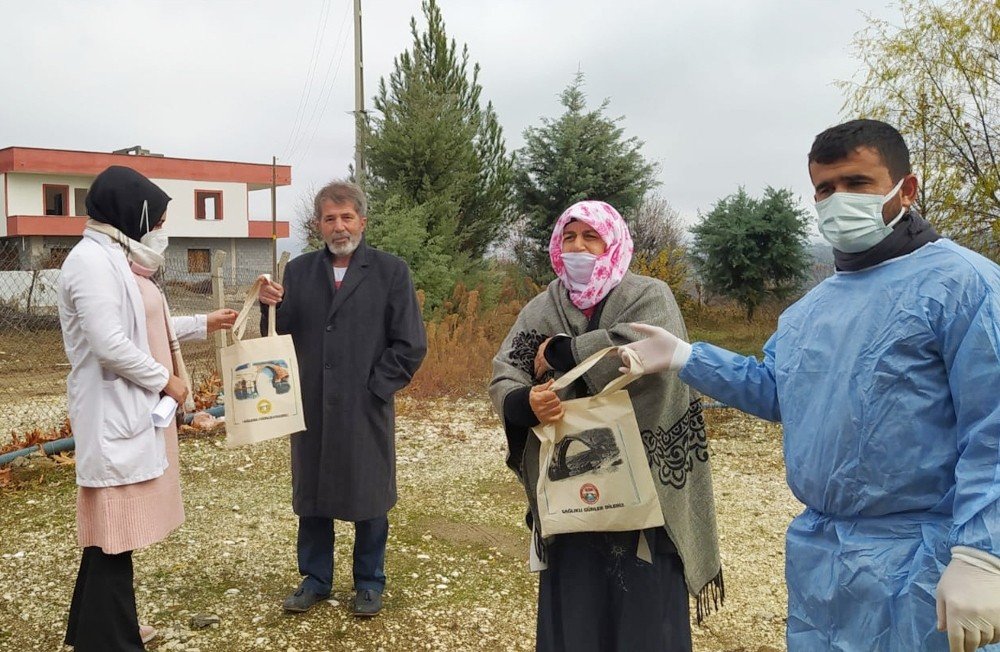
top-left (43, 185), bottom-right (69, 216)
top-left (188, 248), bottom-right (211, 273)
top-left (195, 190), bottom-right (223, 221)
top-left (74, 188), bottom-right (89, 216)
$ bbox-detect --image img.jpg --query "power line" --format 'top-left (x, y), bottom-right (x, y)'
top-left (280, 0), bottom-right (333, 161)
top-left (288, 0), bottom-right (353, 165)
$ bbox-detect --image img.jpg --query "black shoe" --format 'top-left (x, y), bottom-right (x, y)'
top-left (352, 588), bottom-right (382, 617)
top-left (282, 585), bottom-right (330, 613)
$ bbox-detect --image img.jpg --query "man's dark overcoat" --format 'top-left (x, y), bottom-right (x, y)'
top-left (263, 239), bottom-right (426, 520)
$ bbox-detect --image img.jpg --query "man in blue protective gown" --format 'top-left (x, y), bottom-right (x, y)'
top-left (623, 119), bottom-right (1000, 651)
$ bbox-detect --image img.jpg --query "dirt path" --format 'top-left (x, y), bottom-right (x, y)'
top-left (0, 400), bottom-right (799, 651)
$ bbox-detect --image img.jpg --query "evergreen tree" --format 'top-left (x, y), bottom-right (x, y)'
top-left (515, 73), bottom-right (658, 277)
top-left (363, 0), bottom-right (513, 310)
top-left (690, 187), bottom-right (811, 321)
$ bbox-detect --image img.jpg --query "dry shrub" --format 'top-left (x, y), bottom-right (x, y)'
top-left (404, 278), bottom-right (535, 399)
top-left (631, 246), bottom-right (692, 311)
top-left (683, 300), bottom-right (783, 357)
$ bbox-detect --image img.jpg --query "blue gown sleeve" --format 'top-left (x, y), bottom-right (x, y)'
top-left (943, 287), bottom-right (1000, 555)
top-left (678, 334), bottom-right (782, 423)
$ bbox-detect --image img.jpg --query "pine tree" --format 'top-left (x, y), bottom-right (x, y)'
top-left (515, 73), bottom-right (658, 277)
top-left (363, 0), bottom-right (514, 310)
top-left (690, 187), bottom-right (811, 321)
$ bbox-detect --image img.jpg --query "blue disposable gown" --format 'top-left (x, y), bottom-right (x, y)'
top-left (680, 240), bottom-right (1000, 651)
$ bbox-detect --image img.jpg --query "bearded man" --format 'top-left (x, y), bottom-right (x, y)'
top-left (258, 180), bottom-right (426, 618)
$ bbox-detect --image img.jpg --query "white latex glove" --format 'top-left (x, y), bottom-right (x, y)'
top-left (619, 322), bottom-right (692, 374)
top-left (937, 546), bottom-right (1000, 652)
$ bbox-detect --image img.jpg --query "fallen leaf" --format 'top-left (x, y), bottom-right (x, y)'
top-left (52, 452), bottom-right (75, 466)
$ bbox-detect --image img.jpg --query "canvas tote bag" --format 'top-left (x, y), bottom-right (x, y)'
top-left (532, 346), bottom-right (664, 537)
top-left (221, 275), bottom-right (305, 447)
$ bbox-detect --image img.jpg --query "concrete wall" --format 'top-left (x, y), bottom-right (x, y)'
top-left (2, 173), bottom-right (278, 273)
top-left (152, 178), bottom-right (249, 238)
top-left (163, 236), bottom-right (273, 284)
top-left (5, 174), bottom-right (253, 239)
top-left (6, 173), bottom-right (92, 216)
top-left (2, 235), bottom-right (88, 270)
top-left (0, 236), bottom-right (273, 311)
top-left (1, 234), bottom-right (275, 276)
top-left (0, 173), bottom-right (6, 229)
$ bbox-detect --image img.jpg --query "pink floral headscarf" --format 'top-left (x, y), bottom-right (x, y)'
top-left (549, 200), bottom-right (634, 310)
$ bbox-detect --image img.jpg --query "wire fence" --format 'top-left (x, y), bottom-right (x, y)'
top-left (0, 239), bottom-right (272, 447)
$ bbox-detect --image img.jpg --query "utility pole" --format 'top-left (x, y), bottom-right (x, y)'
top-left (353, 0), bottom-right (365, 188)
top-left (271, 155), bottom-right (277, 279)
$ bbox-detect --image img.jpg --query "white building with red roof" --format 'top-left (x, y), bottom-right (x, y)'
top-left (0, 145), bottom-right (291, 275)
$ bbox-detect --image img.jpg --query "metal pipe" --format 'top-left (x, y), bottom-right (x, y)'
top-left (0, 437), bottom-right (75, 467)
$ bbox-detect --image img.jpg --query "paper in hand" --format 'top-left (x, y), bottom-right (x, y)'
top-left (152, 396), bottom-right (178, 428)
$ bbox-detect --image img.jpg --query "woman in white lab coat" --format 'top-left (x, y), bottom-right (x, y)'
top-left (58, 165), bottom-right (236, 651)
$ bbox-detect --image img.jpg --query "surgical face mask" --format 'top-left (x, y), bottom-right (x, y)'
top-left (137, 199), bottom-right (168, 254)
top-left (815, 178), bottom-right (907, 253)
top-left (140, 229), bottom-right (169, 255)
top-left (561, 252), bottom-right (598, 291)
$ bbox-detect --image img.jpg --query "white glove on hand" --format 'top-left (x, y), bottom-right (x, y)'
top-left (937, 546), bottom-right (1000, 652)
top-left (619, 323), bottom-right (692, 374)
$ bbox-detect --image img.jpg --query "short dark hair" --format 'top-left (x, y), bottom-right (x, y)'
top-left (313, 180), bottom-right (367, 220)
top-left (808, 119), bottom-right (911, 181)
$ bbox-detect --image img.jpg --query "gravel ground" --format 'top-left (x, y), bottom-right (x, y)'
top-left (0, 400), bottom-right (800, 652)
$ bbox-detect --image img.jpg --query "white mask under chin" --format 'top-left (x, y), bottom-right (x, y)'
top-left (561, 252), bottom-right (598, 291)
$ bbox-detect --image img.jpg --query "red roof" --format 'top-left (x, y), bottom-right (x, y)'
top-left (0, 147), bottom-right (291, 189)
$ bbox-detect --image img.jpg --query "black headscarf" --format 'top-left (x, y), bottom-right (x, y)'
top-left (85, 166), bottom-right (171, 243)
top-left (833, 209), bottom-right (941, 272)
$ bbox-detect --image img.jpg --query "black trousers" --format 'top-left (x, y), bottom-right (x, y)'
top-left (65, 546), bottom-right (144, 651)
top-left (536, 529), bottom-right (692, 652)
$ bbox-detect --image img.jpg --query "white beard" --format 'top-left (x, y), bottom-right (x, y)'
top-left (327, 233), bottom-right (361, 257)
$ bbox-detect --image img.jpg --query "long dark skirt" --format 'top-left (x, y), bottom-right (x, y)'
top-left (536, 528), bottom-right (691, 652)
top-left (65, 546), bottom-right (144, 652)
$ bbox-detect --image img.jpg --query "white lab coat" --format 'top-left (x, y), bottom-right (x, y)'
top-left (58, 230), bottom-right (206, 487)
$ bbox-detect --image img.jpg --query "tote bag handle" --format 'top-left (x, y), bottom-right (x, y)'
top-left (231, 275), bottom-right (277, 342)
top-left (549, 346), bottom-right (645, 398)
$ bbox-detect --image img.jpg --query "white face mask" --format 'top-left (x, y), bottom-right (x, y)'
top-left (815, 177), bottom-right (907, 253)
top-left (560, 252), bottom-right (598, 291)
top-left (140, 229), bottom-right (169, 255)
top-left (137, 199), bottom-right (168, 254)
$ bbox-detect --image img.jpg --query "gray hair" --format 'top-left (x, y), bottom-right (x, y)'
top-left (313, 180), bottom-right (367, 219)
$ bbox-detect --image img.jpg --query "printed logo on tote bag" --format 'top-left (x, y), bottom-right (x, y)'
top-left (532, 347), bottom-right (664, 536)
top-left (222, 275), bottom-right (306, 447)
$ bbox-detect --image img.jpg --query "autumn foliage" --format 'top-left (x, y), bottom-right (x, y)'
top-left (404, 279), bottom-right (536, 399)
top-left (0, 418), bottom-right (72, 457)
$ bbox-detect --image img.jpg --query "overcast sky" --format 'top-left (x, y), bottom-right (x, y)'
top-left (0, 0), bottom-right (904, 253)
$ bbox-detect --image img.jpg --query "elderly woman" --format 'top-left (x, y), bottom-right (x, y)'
top-left (489, 200), bottom-right (723, 651)
top-left (57, 166), bottom-right (237, 651)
